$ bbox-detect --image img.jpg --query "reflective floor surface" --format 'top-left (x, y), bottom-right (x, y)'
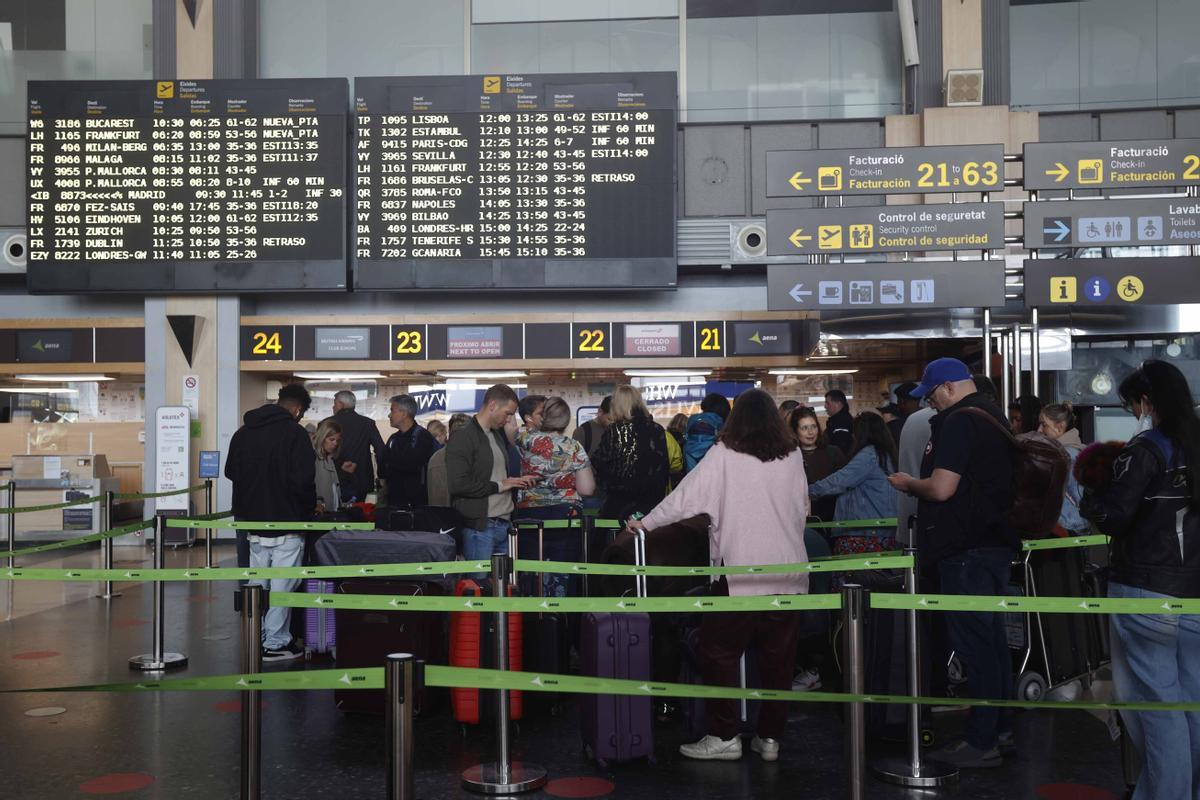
top-left (0, 543), bottom-right (1130, 799)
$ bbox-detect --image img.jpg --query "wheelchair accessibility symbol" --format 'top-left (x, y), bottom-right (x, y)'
top-left (1117, 275), bottom-right (1144, 303)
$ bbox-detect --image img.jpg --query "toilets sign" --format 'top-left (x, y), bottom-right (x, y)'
top-left (1023, 197), bottom-right (1200, 248)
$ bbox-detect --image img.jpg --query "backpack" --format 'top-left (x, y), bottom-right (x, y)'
top-left (958, 407), bottom-right (1071, 539)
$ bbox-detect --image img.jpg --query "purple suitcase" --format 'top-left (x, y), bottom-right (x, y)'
top-left (304, 579), bottom-right (337, 658)
top-left (579, 529), bottom-right (653, 766)
top-left (580, 611), bottom-right (654, 766)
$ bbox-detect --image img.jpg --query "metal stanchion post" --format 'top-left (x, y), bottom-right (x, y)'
top-left (240, 584), bottom-right (262, 800)
top-left (462, 553), bottom-right (547, 794)
top-left (6, 481), bottom-right (15, 569)
top-left (843, 583), bottom-right (866, 800)
top-left (204, 479), bottom-right (214, 569)
top-left (129, 514), bottom-right (188, 670)
top-left (97, 490), bottom-right (120, 599)
top-left (870, 548), bottom-right (957, 786)
top-left (387, 653), bottom-right (421, 800)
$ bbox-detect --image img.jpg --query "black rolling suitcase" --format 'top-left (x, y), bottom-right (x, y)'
top-left (513, 519), bottom-right (573, 714)
top-left (333, 579), bottom-right (447, 715)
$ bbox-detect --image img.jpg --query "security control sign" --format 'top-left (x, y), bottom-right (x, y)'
top-left (767, 262), bottom-right (1006, 311)
top-left (766, 144), bottom-right (1004, 197)
top-left (766, 202), bottom-right (1004, 255)
top-left (1024, 257), bottom-right (1200, 307)
top-left (1024, 198), bottom-right (1200, 248)
top-left (1024, 139), bottom-right (1200, 191)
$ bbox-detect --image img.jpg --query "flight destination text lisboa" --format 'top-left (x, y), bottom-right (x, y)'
top-left (352, 73), bottom-right (676, 289)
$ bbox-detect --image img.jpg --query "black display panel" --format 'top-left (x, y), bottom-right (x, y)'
top-left (27, 79), bottom-right (348, 293)
top-left (351, 72), bottom-right (677, 291)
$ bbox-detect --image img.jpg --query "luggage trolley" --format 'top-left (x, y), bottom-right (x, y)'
top-left (1008, 537), bottom-right (1109, 701)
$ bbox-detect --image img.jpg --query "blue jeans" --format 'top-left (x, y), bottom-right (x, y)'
top-left (937, 546), bottom-right (1016, 750)
top-left (463, 518), bottom-right (511, 565)
top-left (515, 504), bottom-right (582, 598)
top-left (1109, 581), bottom-right (1200, 800)
top-left (249, 534), bottom-right (305, 650)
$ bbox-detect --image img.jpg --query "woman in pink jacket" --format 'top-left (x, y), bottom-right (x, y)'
top-left (629, 388), bottom-right (810, 763)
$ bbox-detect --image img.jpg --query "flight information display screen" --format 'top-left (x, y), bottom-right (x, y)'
top-left (351, 72), bottom-right (676, 290)
top-left (26, 78), bottom-right (348, 293)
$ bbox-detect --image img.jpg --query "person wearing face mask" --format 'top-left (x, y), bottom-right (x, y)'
top-left (1080, 360), bottom-right (1200, 800)
top-left (1037, 403), bottom-right (1089, 536)
top-left (788, 406), bottom-right (846, 522)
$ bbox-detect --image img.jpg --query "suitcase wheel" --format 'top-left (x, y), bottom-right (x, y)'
top-left (921, 729), bottom-right (935, 748)
top-left (1017, 671), bottom-right (1047, 702)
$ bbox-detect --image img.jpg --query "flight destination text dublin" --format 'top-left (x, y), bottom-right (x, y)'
top-left (26, 79), bottom-right (346, 265)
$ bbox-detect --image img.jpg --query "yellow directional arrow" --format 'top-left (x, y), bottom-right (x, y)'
top-left (788, 228), bottom-right (812, 248)
top-left (788, 171), bottom-right (812, 191)
top-left (1045, 162), bottom-right (1069, 182)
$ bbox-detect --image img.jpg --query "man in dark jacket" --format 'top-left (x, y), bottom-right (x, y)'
top-left (888, 358), bottom-right (1017, 768)
top-left (225, 383), bottom-right (316, 662)
top-left (381, 394), bottom-right (437, 508)
top-left (446, 384), bottom-right (535, 563)
top-left (331, 390), bottom-right (384, 503)
top-left (824, 389), bottom-right (854, 455)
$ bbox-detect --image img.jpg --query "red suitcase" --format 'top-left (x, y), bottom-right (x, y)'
top-left (450, 578), bottom-right (524, 724)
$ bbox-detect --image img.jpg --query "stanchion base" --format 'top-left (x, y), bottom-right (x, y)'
top-left (97, 592), bottom-right (123, 599)
top-left (870, 756), bottom-right (958, 787)
top-left (128, 652), bottom-right (188, 671)
top-left (461, 762), bottom-right (547, 795)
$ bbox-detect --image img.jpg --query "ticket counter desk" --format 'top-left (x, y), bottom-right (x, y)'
top-left (10, 454), bottom-right (120, 541)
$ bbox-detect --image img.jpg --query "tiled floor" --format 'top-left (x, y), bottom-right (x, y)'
top-left (1, 543), bottom-right (1131, 799)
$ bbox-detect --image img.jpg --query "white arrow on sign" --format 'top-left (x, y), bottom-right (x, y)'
top-left (789, 283), bottom-right (813, 304)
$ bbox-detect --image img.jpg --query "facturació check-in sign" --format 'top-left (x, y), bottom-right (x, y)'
top-left (765, 144), bottom-right (1004, 197)
top-left (766, 202), bottom-right (1005, 256)
top-left (1023, 138), bottom-right (1200, 191)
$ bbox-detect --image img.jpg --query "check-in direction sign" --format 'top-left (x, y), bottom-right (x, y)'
top-left (1024, 198), bottom-right (1200, 248)
top-left (767, 262), bottom-right (1006, 311)
top-left (766, 144), bottom-right (1004, 197)
top-left (1024, 139), bottom-right (1200, 191)
top-left (1024, 257), bottom-right (1200, 308)
top-left (766, 202), bottom-right (1004, 256)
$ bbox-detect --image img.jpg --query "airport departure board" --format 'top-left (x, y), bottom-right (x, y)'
top-left (351, 72), bottom-right (676, 290)
top-left (26, 79), bottom-right (348, 293)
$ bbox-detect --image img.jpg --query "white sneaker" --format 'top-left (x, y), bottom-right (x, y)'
top-left (791, 668), bottom-right (822, 692)
top-left (679, 734), bottom-right (742, 761)
top-left (750, 736), bottom-right (779, 762)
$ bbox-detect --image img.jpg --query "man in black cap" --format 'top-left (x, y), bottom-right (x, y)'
top-left (886, 381), bottom-right (920, 445)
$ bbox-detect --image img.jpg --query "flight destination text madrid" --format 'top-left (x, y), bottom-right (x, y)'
top-left (26, 79), bottom-right (346, 267)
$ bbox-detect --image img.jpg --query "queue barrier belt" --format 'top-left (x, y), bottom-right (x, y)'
top-left (272, 590), bottom-right (842, 614)
top-left (113, 485), bottom-right (207, 501)
top-left (0, 483), bottom-right (206, 516)
top-left (4, 518), bottom-right (157, 558)
top-left (511, 555), bottom-right (914, 575)
top-left (1022, 534), bottom-right (1109, 551)
top-left (871, 592), bottom-right (1200, 615)
top-left (165, 519), bottom-right (374, 531)
top-left (0, 554), bottom-right (909, 583)
top-left (7, 664), bottom-right (1200, 714)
